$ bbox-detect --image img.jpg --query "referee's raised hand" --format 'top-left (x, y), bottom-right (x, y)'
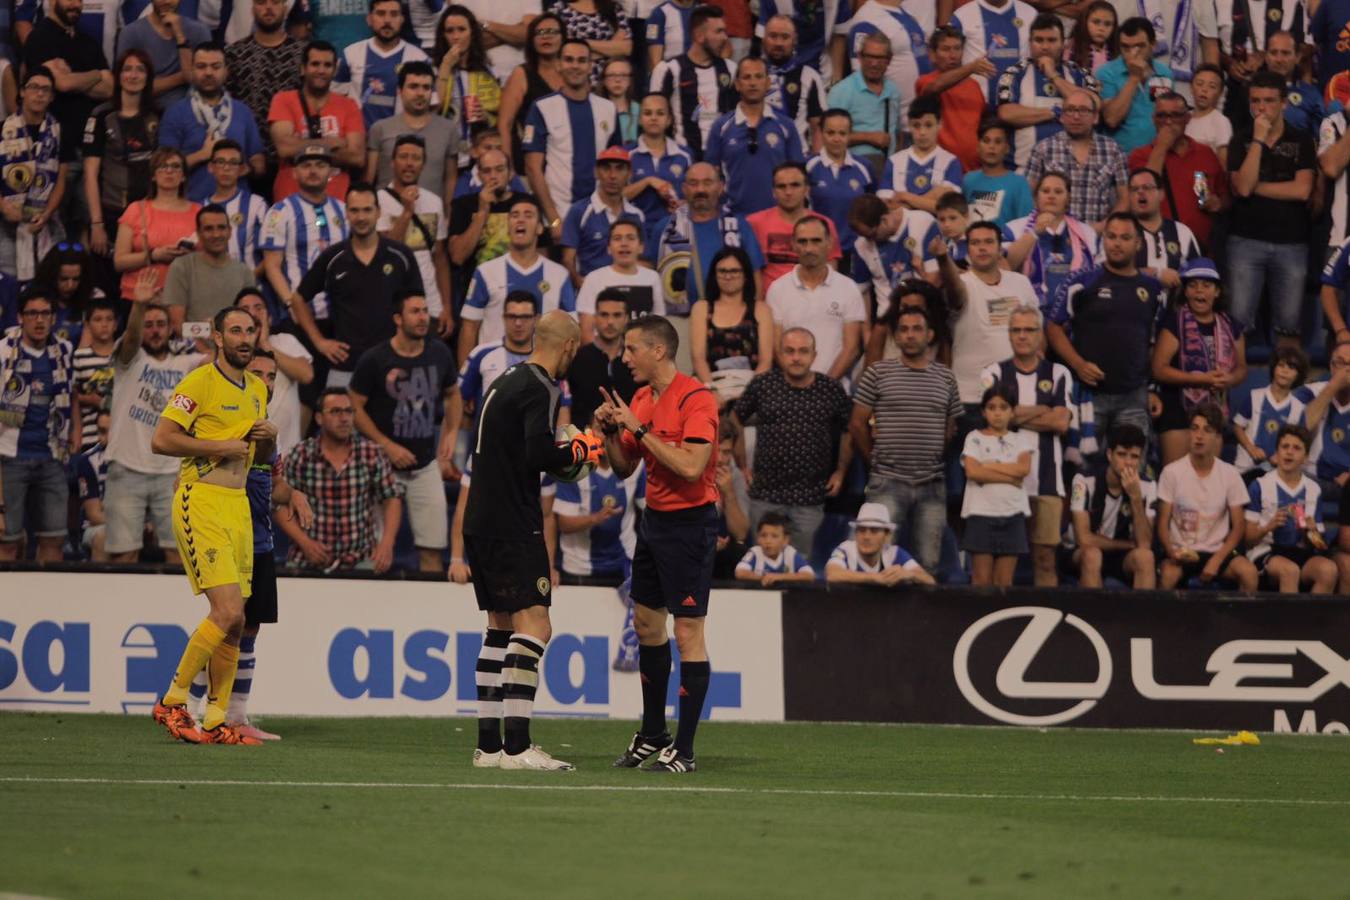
top-left (598, 387), bottom-right (641, 432)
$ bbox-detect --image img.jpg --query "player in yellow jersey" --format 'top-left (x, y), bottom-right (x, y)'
top-left (149, 305), bottom-right (275, 745)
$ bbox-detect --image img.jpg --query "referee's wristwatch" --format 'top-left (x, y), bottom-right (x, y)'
top-left (632, 423), bottom-right (650, 443)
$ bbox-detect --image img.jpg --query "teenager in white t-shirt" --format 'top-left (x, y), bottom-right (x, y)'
top-left (1157, 402), bottom-right (1259, 590)
top-left (576, 219), bottom-right (664, 341)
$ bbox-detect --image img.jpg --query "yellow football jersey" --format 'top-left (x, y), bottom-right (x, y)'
top-left (160, 362), bottom-right (269, 486)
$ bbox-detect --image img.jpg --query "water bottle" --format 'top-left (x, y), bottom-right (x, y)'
top-left (1193, 171), bottom-right (1209, 207)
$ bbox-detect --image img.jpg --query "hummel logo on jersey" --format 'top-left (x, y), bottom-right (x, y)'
top-left (681, 596), bottom-right (697, 607)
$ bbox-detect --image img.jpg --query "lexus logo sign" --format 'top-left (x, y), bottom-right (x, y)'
top-left (953, 606), bottom-right (1113, 726)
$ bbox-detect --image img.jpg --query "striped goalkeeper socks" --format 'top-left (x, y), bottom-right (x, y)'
top-left (476, 629), bottom-right (512, 753)
top-left (501, 634), bottom-right (546, 756)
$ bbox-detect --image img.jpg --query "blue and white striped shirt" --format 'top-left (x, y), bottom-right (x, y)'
top-left (462, 253), bottom-right (577, 346)
top-left (258, 193), bottom-right (348, 319)
top-left (882, 146), bottom-right (964, 199)
top-left (554, 465), bottom-right (646, 577)
top-left (521, 92), bottom-right (621, 211)
top-left (191, 186), bottom-right (268, 268)
top-left (737, 543), bottom-right (814, 576)
top-left (645, 0), bottom-right (694, 62)
top-left (335, 38), bottom-right (430, 129)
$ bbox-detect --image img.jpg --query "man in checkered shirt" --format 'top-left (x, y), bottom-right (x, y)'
top-left (277, 387), bottom-right (405, 572)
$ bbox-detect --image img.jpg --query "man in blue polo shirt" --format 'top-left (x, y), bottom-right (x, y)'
top-left (1098, 17), bottom-right (1175, 154)
top-left (560, 146), bottom-right (646, 284)
top-left (704, 55), bottom-right (805, 216)
top-left (826, 31), bottom-right (900, 177)
top-left (159, 42), bottom-right (268, 200)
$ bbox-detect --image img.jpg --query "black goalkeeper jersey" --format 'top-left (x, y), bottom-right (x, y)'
top-left (465, 361), bottom-right (572, 540)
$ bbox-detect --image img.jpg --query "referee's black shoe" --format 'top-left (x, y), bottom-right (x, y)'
top-left (612, 731), bottom-right (672, 768)
top-left (644, 746), bottom-right (696, 774)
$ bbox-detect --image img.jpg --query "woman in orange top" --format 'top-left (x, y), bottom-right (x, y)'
top-left (112, 147), bottom-right (199, 301)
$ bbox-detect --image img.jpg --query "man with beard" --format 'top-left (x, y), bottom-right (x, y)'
top-left (464, 310), bottom-right (601, 771)
top-left (350, 292), bottom-right (457, 573)
top-left (650, 5), bottom-right (738, 160)
top-left (163, 204), bottom-right (257, 330)
top-left (376, 134), bottom-right (453, 336)
top-left (21, 0), bottom-right (112, 161)
top-left (102, 272), bottom-right (209, 564)
top-left (286, 182), bottom-right (422, 388)
top-left (761, 15), bottom-right (826, 150)
top-left (225, 0), bottom-right (306, 187)
top-left (268, 41), bottom-right (366, 201)
top-left (150, 305), bottom-right (274, 745)
top-left (335, 0), bottom-right (430, 130)
top-left (366, 62), bottom-right (459, 205)
top-left (160, 42), bottom-right (267, 200)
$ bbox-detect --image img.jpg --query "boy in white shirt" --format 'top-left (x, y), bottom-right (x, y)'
top-left (1184, 64), bottom-right (1232, 167)
top-left (576, 219), bottom-right (664, 343)
top-left (881, 95), bottom-right (965, 215)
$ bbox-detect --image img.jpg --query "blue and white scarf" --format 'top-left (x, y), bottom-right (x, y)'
top-left (0, 112), bottom-right (61, 218)
top-left (1138, 0), bottom-right (1197, 81)
top-left (0, 325), bottom-right (74, 461)
top-left (189, 88), bottom-right (235, 139)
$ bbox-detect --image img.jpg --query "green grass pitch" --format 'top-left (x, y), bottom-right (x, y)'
top-left (3, 713), bottom-right (1349, 899)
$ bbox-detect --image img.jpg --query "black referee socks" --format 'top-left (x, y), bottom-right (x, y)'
top-left (674, 660), bottom-right (711, 759)
top-left (638, 642), bottom-right (673, 737)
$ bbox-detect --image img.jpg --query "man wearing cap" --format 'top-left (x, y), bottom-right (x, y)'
top-left (559, 147), bottom-right (646, 286)
top-left (824, 502), bottom-right (935, 585)
top-left (1128, 168), bottom-right (1202, 291)
top-left (283, 182), bottom-right (423, 388)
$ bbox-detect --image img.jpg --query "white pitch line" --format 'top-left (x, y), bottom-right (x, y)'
top-left (0, 776), bottom-right (1346, 807)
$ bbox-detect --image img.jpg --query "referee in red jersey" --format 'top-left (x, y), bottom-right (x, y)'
top-left (596, 316), bottom-right (719, 774)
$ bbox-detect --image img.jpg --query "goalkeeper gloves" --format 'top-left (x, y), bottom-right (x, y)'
top-left (568, 429), bottom-right (606, 466)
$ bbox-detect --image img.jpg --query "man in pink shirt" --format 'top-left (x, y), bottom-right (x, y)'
top-left (748, 161), bottom-right (842, 289)
top-left (268, 41), bottom-right (366, 201)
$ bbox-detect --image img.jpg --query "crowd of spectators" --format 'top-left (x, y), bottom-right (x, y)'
top-left (0, 0), bottom-right (1348, 596)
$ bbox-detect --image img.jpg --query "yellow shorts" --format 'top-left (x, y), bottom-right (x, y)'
top-left (1029, 496), bottom-right (1066, 547)
top-left (172, 482), bottom-right (253, 598)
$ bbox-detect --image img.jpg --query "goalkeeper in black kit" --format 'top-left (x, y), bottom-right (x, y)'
top-left (463, 310), bottom-right (604, 771)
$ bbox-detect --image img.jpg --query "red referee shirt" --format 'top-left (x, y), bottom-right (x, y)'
top-left (620, 372), bottom-right (720, 511)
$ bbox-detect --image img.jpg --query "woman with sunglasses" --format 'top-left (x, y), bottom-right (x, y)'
top-left (435, 5), bottom-right (501, 165)
top-left (112, 147), bottom-right (199, 302)
top-left (690, 246), bottom-right (774, 395)
top-left (83, 49), bottom-right (160, 259)
top-left (498, 13), bottom-right (565, 166)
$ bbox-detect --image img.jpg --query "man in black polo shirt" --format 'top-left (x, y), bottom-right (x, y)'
top-left (286, 182), bottom-right (423, 389)
top-left (1047, 211), bottom-right (1166, 457)
top-left (566, 288), bottom-right (638, 428)
top-left (23, 0), bottom-right (112, 159)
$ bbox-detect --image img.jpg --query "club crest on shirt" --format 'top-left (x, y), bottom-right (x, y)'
top-left (1268, 7), bottom-right (1282, 21)
top-left (1290, 93), bottom-right (1302, 105)
top-left (206, 548), bottom-right (218, 564)
top-left (1038, 379), bottom-right (1052, 393)
top-left (1044, 83), bottom-right (1056, 96)
top-left (915, 174), bottom-right (929, 188)
top-left (383, 263), bottom-right (393, 275)
top-left (231, 212), bottom-right (243, 226)
top-left (539, 280), bottom-right (550, 294)
top-left (848, 178), bottom-right (860, 190)
top-left (536, 576), bottom-right (550, 595)
top-left (719, 73), bottom-right (731, 86)
top-left (904, 237), bottom-right (917, 250)
top-left (670, 163), bottom-right (684, 176)
top-left (1136, 287), bottom-right (1150, 302)
top-left (1334, 428), bottom-right (1346, 443)
top-left (1012, 17), bottom-right (1023, 27)
top-left (766, 132), bottom-right (780, 147)
top-left (1265, 419), bottom-right (1280, 433)
top-left (1166, 241), bottom-right (1179, 254)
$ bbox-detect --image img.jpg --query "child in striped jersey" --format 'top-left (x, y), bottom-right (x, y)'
top-left (1233, 347), bottom-right (1309, 476)
top-left (735, 512), bottom-right (815, 586)
top-left (1242, 424), bottom-right (1336, 594)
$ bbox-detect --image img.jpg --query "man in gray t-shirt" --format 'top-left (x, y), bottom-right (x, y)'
top-left (365, 61), bottom-right (459, 206)
top-left (162, 206), bottom-right (257, 330)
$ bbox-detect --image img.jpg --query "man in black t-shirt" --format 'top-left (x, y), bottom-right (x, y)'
top-left (350, 292), bottom-right (457, 574)
top-left (1226, 70), bottom-right (1316, 350)
top-left (23, 0), bottom-right (112, 159)
top-left (287, 183), bottom-right (422, 388)
top-left (463, 310), bottom-right (602, 773)
top-left (566, 289), bottom-right (639, 428)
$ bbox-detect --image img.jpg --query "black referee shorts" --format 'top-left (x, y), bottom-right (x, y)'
top-left (631, 503), bottom-right (717, 618)
top-left (465, 535), bottom-right (552, 613)
top-left (245, 552), bottom-right (278, 627)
